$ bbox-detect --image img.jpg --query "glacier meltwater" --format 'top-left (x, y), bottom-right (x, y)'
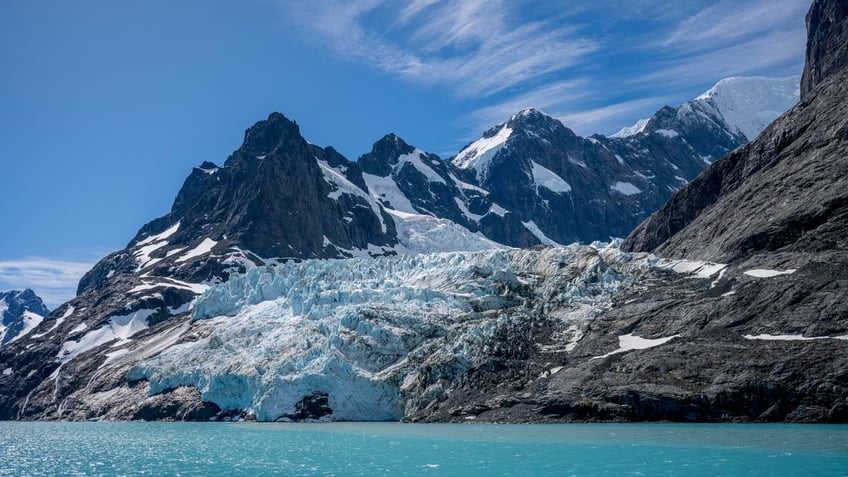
top-left (1, 422), bottom-right (847, 476)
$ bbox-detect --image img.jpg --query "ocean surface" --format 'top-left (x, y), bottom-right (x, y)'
top-left (1, 422), bottom-right (846, 476)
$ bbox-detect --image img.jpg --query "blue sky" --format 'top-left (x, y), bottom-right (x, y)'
top-left (0, 0), bottom-right (810, 307)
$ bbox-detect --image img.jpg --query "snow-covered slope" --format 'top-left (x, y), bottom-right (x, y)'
top-left (693, 76), bottom-right (800, 141)
top-left (615, 76), bottom-right (800, 141)
top-left (445, 103), bottom-right (751, 246)
top-left (452, 122), bottom-right (514, 181)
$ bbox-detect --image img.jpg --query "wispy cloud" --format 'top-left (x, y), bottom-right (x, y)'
top-left (637, 29), bottom-right (806, 89)
top-left (663, 0), bottom-right (809, 49)
top-left (0, 258), bottom-right (94, 309)
top-left (278, 0), bottom-right (598, 98)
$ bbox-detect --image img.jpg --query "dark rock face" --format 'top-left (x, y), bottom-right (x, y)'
top-left (283, 392), bottom-right (333, 421)
top-left (132, 386), bottom-right (221, 421)
top-left (0, 289), bottom-right (50, 346)
top-left (801, 0), bottom-right (848, 100)
top-left (140, 112), bottom-right (396, 266)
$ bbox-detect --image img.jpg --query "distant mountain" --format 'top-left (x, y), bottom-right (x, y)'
top-left (0, 290), bottom-right (50, 346)
top-left (614, 76), bottom-right (800, 142)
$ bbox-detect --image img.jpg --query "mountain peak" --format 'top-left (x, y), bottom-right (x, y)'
top-left (691, 76), bottom-right (799, 140)
top-left (358, 133), bottom-right (416, 176)
top-left (374, 133), bottom-right (412, 151)
top-left (510, 107), bottom-right (547, 120)
top-left (0, 288), bottom-right (50, 346)
top-left (241, 112), bottom-right (302, 156)
top-left (507, 107), bottom-right (561, 128)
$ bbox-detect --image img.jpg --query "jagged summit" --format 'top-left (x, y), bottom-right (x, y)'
top-left (509, 107), bottom-right (554, 122)
top-left (0, 289), bottom-right (50, 346)
top-left (357, 133), bottom-right (417, 176)
top-left (452, 108), bottom-right (574, 177)
top-left (239, 112), bottom-right (303, 157)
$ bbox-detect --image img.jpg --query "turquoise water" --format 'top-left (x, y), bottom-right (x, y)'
top-left (1, 422), bottom-right (847, 476)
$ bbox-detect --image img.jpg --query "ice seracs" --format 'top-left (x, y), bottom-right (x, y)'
top-left (126, 244), bottom-right (747, 421)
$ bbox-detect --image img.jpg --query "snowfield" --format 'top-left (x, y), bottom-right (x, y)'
top-left (127, 244), bottom-right (710, 421)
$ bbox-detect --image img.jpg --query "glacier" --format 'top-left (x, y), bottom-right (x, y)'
top-left (127, 244), bottom-right (709, 422)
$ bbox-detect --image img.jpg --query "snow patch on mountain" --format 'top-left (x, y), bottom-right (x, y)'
top-left (522, 221), bottom-right (559, 246)
top-left (452, 124), bottom-right (513, 180)
top-left (655, 129), bottom-right (679, 139)
top-left (612, 118), bottom-right (650, 138)
top-left (137, 222), bottom-right (180, 247)
top-left (318, 160), bottom-right (388, 233)
top-left (363, 172), bottom-right (419, 215)
top-left (593, 333), bottom-right (680, 359)
top-left (176, 238), bottom-right (218, 263)
top-left (610, 182), bottom-right (642, 196)
top-left (487, 203), bottom-right (509, 217)
top-left (7, 312), bottom-right (44, 344)
top-left (399, 150), bottom-right (446, 184)
top-left (58, 308), bottom-right (157, 364)
top-left (531, 162), bottom-right (571, 194)
top-left (744, 268), bottom-right (797, 278)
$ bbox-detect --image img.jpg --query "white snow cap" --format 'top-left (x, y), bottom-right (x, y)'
top-left (694, 76), bottom-right (799, 141)
top-left (612, 76), bottom-right (799, 140)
